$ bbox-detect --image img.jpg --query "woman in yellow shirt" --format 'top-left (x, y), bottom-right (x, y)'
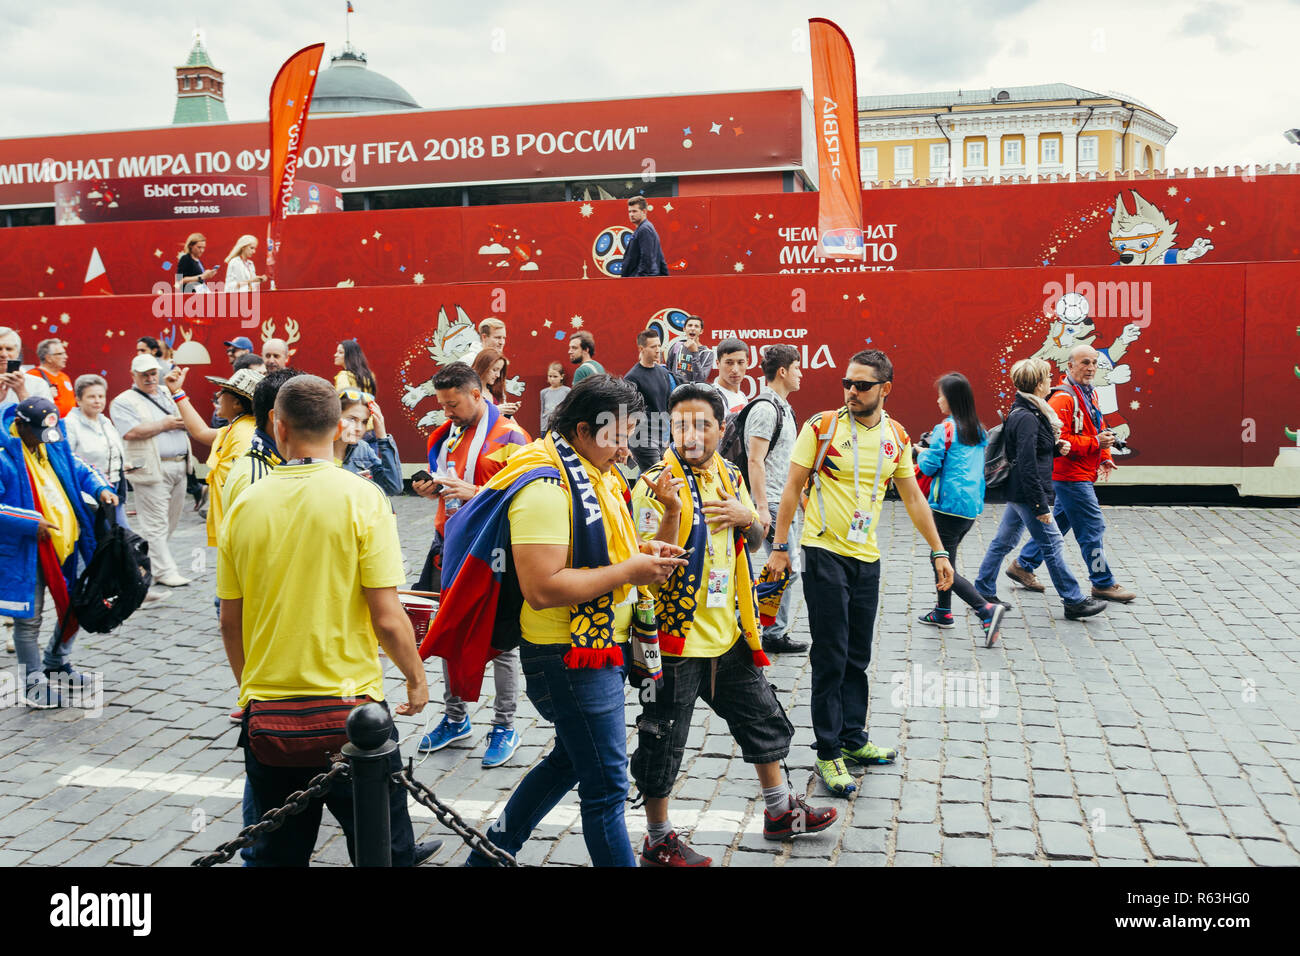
top-left (333, 338), bottom-right (377, 395)
top-left (165, 365), bottom-right (263, 545)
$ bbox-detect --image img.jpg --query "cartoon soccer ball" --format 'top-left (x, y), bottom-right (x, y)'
top-left (644, 308), bottom-right (693, 349)
top-left (1055, 292), bottom-right (1090, 323)
top-left (592, 226), bottom-right (633, 277)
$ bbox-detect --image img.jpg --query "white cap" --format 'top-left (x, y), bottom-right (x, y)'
top-left (131, 353), bottom-right (162, 373)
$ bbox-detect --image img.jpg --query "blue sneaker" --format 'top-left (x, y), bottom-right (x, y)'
top-left (25, 682), bottom-right (63, 709)
top-left (45, 665), bottom-right (92, 688)
top-left (418, 716), bottom-right (473, 753)
top-left (482, 725), bottom-right (521, 768)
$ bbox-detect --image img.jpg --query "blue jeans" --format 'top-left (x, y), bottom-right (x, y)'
top-left (12, 563), bottom-right (79, 684)
top-left (975, 502), bottom-right (1086, 605)
top-left (759, 507), bottom-right (803, 640)
top-left (467, 642), bottom-right (635, 867)
top-left (1015, 480), bottom-right (1116, 589)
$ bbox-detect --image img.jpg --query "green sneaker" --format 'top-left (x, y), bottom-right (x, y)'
top-left (841, 741), bottom-right (898, 767)
top-left (814, 757), bottom-right (858, 796)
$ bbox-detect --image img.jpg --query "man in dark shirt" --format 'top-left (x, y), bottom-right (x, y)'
top-left (624, 329), bottom-right (672, 471)
top-left (620, 197), bottom-right (668, 277)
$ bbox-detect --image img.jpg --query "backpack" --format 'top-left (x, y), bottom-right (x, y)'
top-left (984, 412), bottom-right (1011, 489)
top-left (718, 393), bottom-right (784, 478)
top-left (69, 507), bottom-right (152, 633)
top-left (914, 420), bottom-right (954, 499)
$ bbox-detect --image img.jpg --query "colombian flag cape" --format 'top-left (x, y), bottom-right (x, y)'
top-left (419, 433), bottom-right (637, 701)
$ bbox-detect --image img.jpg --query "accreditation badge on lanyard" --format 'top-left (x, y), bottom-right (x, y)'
top-left (682, 459), bottom-right (732, 608)
top-left (846, 416), bottom-right (889, 545)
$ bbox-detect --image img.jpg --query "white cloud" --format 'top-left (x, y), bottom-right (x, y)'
top-left (0, 0), bottom-right (1295, 168)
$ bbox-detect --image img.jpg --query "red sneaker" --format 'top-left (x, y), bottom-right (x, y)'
top-left (764, 795), bottom-right (838, 840)
top-left (640, 831), bottom-right (712, 867)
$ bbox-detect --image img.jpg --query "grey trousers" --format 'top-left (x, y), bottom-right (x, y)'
top-left (12, 563), bottom-right (77, 683)
top-left (443, 647), bottom-right (519, 727)
top-left (131, 460), bottom-right (188, 580)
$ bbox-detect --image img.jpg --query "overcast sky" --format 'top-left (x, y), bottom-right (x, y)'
top-left (2, 0), bottom-right (1298, 167)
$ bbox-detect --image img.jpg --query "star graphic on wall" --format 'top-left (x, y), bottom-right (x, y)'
top-left (412, 272), bottom-right (425, 284)
top-left (857, 294), bottom-right (866, 302)
top-left (543, 319), bottom-right (552, 328)
top-left (45, 266), bottom-right (54, 274)
top-left (710, 122), bottom-right (722, 135)
top-left (663, 202), bottom-right (673, 212)
top-left (1153, 356), bottom-right (1160, 363)
top-left (570, 315), bottom-right (584, 328)
top-left (579, 203), bottom-right (593, 218)
top-left (733, 126), bottom-right (744, 136)
top-left (59, 313), bottom-right (70, 324)
top-left (1206, 225), bottom-right (1214, 232)
top-left (733, 262), bottom-right (744, 272)
top-left (153, 249), bottom-right (162, 258)
top-left (753, 213), bottom-right (762, 220)
top-left (682, 127), bottom-right (692, 136)
top-left (1130, 401), bottom-right (1141, 410)
top-left (1049, 246), bottom-right (1058, 254)
top-left (1167, 186), bottom-right (1178, 196)
top-left (373, 231), bottom-right (382, 239)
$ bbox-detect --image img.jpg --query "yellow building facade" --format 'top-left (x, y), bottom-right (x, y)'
top-left (857, 84), bottom-right (1175, 183)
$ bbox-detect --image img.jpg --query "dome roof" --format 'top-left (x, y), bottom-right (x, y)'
top-left (310, 46), bottom-right (419, 115)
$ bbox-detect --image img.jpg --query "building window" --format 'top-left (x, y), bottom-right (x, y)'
top-left (1041, 137), bottom-right (1060, 165)
top-left (894, 145), bottom-right (913, 177)
top-left (965, 140), bottom-right (985, 169)
top-left (929, 143), bottom-right (948, 175)
top-left (1114, 139), bottom-right (1123, 170)
top-left (1004, 139), bottom-right (1022, 166)
top-left (182, 76), bottom-right (190, 89)
top-left (860, 148), bottom-right (878, 178)
top-left (194, 77), bottom-right (203, 89)
top-left (1079, 136), bottom-right (1098, 166)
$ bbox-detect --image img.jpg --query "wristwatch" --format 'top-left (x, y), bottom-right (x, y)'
top-left (772, 543), bottom-right (790, 552)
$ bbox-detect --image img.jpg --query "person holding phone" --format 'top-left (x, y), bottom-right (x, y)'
top-left (336, 390), bottom-right (401, 495)
top-left (176, 233), bottom-right (218, 293)
top-left (412, 362), bottom-right (530, 768)
top-left (0, 327), bottom-right (52, 407)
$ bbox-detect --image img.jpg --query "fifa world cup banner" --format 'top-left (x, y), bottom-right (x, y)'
top-left (267, 43), bottom-right (326, 286)
top-left (808, 18), bottom-right (864, 260)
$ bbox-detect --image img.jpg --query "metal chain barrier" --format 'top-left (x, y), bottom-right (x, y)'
top-left (393, 759), bottom-right (519, 867)
top-left (191, 759), bottom-right (350, 867)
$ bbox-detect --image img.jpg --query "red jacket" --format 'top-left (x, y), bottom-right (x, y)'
top-left (1048, 377), bottom-right (1112, 483)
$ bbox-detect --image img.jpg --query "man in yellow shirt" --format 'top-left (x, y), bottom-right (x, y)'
top-left (766, 349), bottom-right (953, 796)
top-left (630, 383), bottom-right (838, 866)
top-left (217, 375), bottom-right (434, 867)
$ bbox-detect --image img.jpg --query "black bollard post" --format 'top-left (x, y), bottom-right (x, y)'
top-left (343, 702), bottom-right (398, 867)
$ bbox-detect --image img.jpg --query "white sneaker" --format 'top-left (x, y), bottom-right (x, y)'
top-left (141, 590), bottom-right (170, 607)
top-left (156, 573), bottom-right (192, 587)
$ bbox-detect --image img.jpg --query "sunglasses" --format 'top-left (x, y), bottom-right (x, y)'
top-left (842, 378), bottom-right (889, 392)
top-left (339, 387), bottom-right (375, 404)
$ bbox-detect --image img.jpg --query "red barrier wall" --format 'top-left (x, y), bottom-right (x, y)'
top-left (6, 263), bottom-right (1296, 487)
top-left (4, 173), bottom-right (1296, 298)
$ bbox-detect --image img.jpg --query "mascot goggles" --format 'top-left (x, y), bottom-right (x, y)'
top-left (1110, 231), bottom-right (1163, 253)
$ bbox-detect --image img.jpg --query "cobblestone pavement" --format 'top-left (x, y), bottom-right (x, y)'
top-left (2, 496), bottom-right (1298, 868)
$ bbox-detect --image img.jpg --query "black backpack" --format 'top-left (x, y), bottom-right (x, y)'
top-left (69, 507), bottom-right (153, 633)
top-left (984, 412), bottom-right (1012, 489)
top-left (718, 393), bottom-right (784, 479)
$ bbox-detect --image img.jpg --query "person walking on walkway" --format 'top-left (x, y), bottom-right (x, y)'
top-left (974, 358), bottom-right (1107, 621)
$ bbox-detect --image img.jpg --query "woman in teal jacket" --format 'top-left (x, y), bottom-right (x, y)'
top-left (915, 373), bottom-right (1005, 647)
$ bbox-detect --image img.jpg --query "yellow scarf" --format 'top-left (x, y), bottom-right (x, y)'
top-left (653, 450), bottom-right (766, 664)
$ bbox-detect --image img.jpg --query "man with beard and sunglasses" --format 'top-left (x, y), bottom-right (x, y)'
top-left (764, 350), bottom-right (953, 797)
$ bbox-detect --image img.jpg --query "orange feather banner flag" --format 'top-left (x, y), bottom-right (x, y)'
top-left (266, 43), bottom-right (325, 288)
top-left (808, 18), bottom-right (864, 261)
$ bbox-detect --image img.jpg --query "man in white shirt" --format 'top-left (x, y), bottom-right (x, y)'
top-left (712, 338), bottom-right (749, 415)
top-left (0, 327), bottom-right (52, 406)
top-left (110, 354), bottom-right (192, 589)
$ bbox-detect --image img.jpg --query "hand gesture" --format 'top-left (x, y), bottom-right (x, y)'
top-left (700, 487), bottom-right (752, 531)
top-left (1187, 236), bottom-right (1214, 260)
top-left (394, 678), bottom-right (428, 716)
top-left (640, 540), bottom-right (687, 558)
top-left (367, 401), bottom-right (387, 439)
top-left (1097, 430), bottom-right (1117, 449)
top-left (36, 517), bottom-right (59, 541)
top-left (1098, 459), bottom-right (1118, 481)
top-left (1119, 323), bottom-right (1142, 345)
top-left (0, 371), bottom-right (27, 400)
top-left (641, 469), bottom-right (684, 513)
top-left (439, 475), bottom-right (478, 502)
top-left (623, 551), bottom-right (687, 586)
top-left (99, 489), bottom-right (120, 507)
top-left (764, 549), bottom-right (791, 577)
top-left (933, 555), bottom-right (954, 591)
top-left (499, 401), bottom-right (521, 417)
top-left (203, 267), bottom-right (219, 280)
top-left (412, 478), bottom-right (441, 500)
top-left (165, 366), bottom-right (188, 394)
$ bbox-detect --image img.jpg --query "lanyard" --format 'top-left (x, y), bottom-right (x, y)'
top-left (284, 457), bottom-right (320, 466)
top-left (848, 411), bottom-right (889, 509)
top-left (679, 455), bottom-right (731, 560)
top-left (95, 415), bottom-right (119, 480)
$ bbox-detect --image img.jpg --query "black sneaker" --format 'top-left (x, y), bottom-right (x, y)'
top-left (761, 633), bottom-right (809, 655)
top-left (979, 592), bottom-right (1013, 610)
top-left (1064, 597), bottom-right (1106, 620)
top-left (640, 831), bottom-right (712, 867)
top-left (413, 839), bottom-right (443, 866)
top-left (980, 603), bottom-right (1007, 648)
